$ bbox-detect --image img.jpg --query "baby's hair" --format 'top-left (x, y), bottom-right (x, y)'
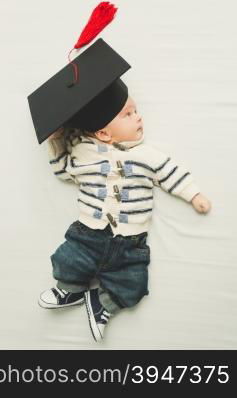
top-left (63, 126), bottom-right (97, 140)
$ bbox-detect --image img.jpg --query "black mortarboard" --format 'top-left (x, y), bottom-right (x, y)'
top-left (27, 38), bottom-right (131, 144)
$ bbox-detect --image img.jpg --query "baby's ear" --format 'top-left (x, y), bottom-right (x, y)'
top-left (95, 129), bottom-right (110, 141)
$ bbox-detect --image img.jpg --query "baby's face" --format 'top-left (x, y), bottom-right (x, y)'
top-left (95, 96), bottom-right (143, 144)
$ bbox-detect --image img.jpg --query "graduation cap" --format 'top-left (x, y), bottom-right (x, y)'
top-left (27, 2), bottom-right (131, 144)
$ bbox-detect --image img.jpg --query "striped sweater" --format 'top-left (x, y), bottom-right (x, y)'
top-left (46, 130), bottom-right (200, 236)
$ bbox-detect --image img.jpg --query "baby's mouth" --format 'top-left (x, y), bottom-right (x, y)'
top-left (136, 128), bottom-right (143, 138)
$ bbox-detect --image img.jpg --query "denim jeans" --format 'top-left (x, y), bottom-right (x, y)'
top-left (50, 221), bottom-right (150, 314)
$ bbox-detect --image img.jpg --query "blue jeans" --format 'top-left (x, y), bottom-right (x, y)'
top-left (50, 221), bottom-right (150, 314)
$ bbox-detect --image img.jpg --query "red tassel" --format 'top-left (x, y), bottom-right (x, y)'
top-left (68, 2), bottom-right (118, 85)
top-left (75, 2), bottom-right (118, 49)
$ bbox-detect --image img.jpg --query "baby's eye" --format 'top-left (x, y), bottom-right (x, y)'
top-left (125, 109), bottom-right (137, 117)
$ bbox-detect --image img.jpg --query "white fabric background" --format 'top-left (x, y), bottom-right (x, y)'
top-left (1, 0), bottom-right (237, 349)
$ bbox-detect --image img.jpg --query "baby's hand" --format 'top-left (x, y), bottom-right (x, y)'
top-left (191, 193), bottom-right (211, 214)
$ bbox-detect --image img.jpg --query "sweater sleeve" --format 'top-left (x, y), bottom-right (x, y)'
top-left (152, 149), bottom-right (201, 202)
top-left (46, 136), bottom-right (78, 183)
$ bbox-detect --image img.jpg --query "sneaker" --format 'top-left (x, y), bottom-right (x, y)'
top-left (38, 287), bottom-right (85, 309)
top-left (84, 288), bottom-right (111, 341)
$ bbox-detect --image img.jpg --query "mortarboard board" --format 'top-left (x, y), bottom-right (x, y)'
top-left (27, 38), bottom-right (131, 144)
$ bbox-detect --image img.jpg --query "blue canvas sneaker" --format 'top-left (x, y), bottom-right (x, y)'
top-left (84, 288), bottom-right (112, 341)
top-left (38, 287), bottom-right (85, 309)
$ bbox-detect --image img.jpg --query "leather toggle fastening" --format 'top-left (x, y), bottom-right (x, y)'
top-left (116, 160), bottom-right (125, 177)
top-left (113, 185), bottom-right (121, 202)
top-left (106, 213), bottom-right (117, 227)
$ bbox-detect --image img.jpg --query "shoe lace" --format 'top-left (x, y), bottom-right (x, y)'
top-left (55, 287), bottom-right (68, 298)
top-left (101, 310), bottom-right (111, 323)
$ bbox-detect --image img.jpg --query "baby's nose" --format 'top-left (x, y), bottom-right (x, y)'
top-left (136, 113), bottom-right (141, 121)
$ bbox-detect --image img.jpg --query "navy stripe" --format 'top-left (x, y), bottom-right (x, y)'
top-left (70, 159), bottom-right (109, 168)
top-left (123, 185), bottom-right (153, 190)
top-left (158, 166), bottom-right (178, 184)
top-left (79, 189), bottom-right (104, 202)
top-left (155, 157), bottom-right (171, 172)
top-left (80, 172), bottom-right (107, 176)
top-left (81, 140), bottom-right (95, 145)
top-left (125, 160), bottom-right (155, 173)
top-left (120, 208), bottom-right (152, 215)
top-left (122, 196), bottom-right (153, 203)
top-left (77, 198), bottom-right (102, 211)
top-left (49, 151), bottom-right (68, 164)
top-left (54, 156), bottom-right (68, 175)
top-left (80, 183), bottom-right (106, 188)
top-left (168, 172), bottom-right (190, 193)
top-left (54, 170), bottom-right (67, 176)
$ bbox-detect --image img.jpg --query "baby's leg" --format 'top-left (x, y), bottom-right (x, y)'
top-left (84, 232), bottom-right (150, 341)
top-left (39, 221), bottom-right (99, 309)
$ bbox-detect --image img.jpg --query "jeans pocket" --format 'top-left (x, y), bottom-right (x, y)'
top-left (135, 246), bottom-right (150, 257)
top-left (73, 220), bottom-right (98, 237)
top-left (72, 220), bottom-right (84, 232)
top-left (134, 234), bottom-right (150, 260)
top-left (136, 233), bottom-right (148, 249)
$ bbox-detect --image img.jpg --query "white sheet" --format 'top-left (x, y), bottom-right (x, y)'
top-left (1, 0), bottom-right (237, 349)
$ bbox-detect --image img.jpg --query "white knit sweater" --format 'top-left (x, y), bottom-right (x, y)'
top-left (46, 130), bottom-right (200, 236)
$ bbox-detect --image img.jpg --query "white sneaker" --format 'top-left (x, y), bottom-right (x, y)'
top-left (84, 288), bottom-right (111, 341)
top-left (38, 287), bottom-right (85, 309)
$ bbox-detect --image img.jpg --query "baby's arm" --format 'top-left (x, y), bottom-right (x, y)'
top-left (46, 128), bottom-right (77, 183)
top-left (153, 149), bottom-right (211, 214)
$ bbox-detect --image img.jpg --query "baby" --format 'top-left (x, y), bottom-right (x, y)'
top-left (38, 93), bottom-right (211, 342)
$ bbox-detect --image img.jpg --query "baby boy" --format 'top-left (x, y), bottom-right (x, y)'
top-left (38, 92), bottom-right (211, 342)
